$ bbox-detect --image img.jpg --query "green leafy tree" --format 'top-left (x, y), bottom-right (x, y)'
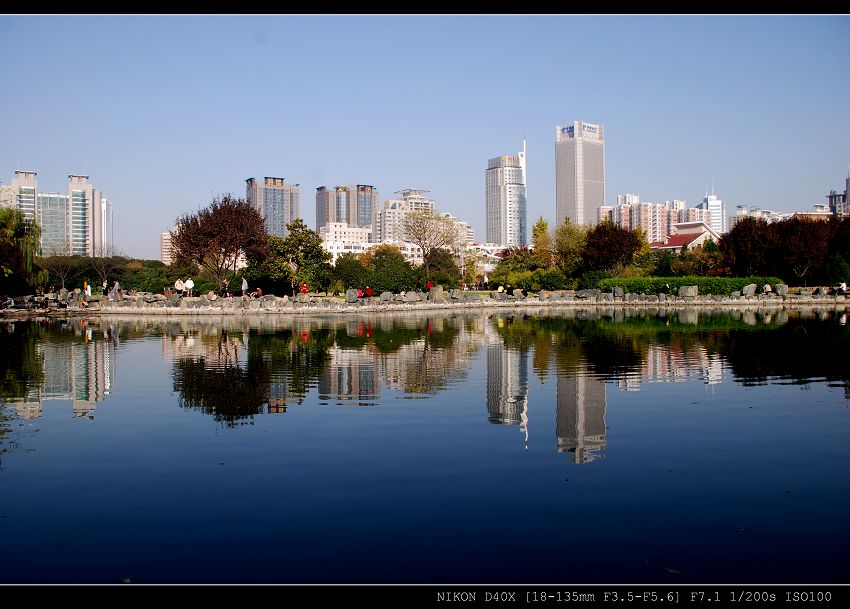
top-left (531, 216), bottom-right (553, 267)
top-left (249, 219), bottom-right (331, 295)
top-left (333, 252), bottom-right (366, 290)
top-left (363, 243), bottom-right (415, 293)
top-left (427, 247), bottom-right (461, 288)
top-left (553, 218), bottom-right (588, 277)
top-left (1, 208), bottom-right (45, 294)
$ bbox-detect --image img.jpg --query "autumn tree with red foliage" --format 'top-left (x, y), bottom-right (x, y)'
top-left (171, 194), bottom-right (268, 286)
top-left (580, 221), bottom-right (642, 271)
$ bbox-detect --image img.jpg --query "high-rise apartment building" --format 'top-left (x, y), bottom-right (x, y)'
top-left (555, 120), bottom-right (605, 227)
top-left (315, 184), bottom-right (379, 232)
top-left (485, 142), bottom-right (527, 247)
top-left (160, 231), bottom-right (174, 266)
top-left (374, 189), bottom-right (437, 243)
top-left (7, 171), bottom-right (112, 256)
top-left (245, 177), bottom-right (300, 238)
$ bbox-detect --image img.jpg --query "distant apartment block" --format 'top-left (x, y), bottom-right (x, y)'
top-left (556, 120), bottom-right (605, 227)
top-left (485, 142), bottom-right (527, 247)
top-left (373, 188), bottom-right (437, 243)
top-left (826, 168), bottom-right (849, 218)
top-left (598, 194), bottom-right (712, 243)
top-left (6, 171), bottom-right (112, 256)
top-left (315, 184), bottom-right (379, 232)
top-left (246, 177), bottom-right (300, 237)
top-left (160, 231), bottom-right (174, 266)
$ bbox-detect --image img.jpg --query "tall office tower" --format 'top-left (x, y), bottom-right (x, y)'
top-left (485, 141), bottom-right (528, 247)
top-left (315, 184), bottom-right (379, 232)
top-left (555, 120), bottom-right (605, 227)
top-left (11, 170), bottom-right (37, 221)
top-left (245, 177), bottom-right (300, 238)
top-left (699, 192), bottom-right (726, 235)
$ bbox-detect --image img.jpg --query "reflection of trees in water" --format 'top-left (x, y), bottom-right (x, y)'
top-left (718, 315), bottom-right (850, 386)
top-left (492, 309), bottom-right (850, 387)
top-left (171, 328), bottom-right (333, 426)
top-left (0, 322), bottom-right (45, 402)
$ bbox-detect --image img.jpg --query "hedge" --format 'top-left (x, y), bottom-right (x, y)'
top-left (596, 276), bottom-right (785, 295)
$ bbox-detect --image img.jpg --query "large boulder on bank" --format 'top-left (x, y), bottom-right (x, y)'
top-left (774, 284), bottom-right (788, 297)
top-left (345, 288), bottom-right (359, 303)
top-left (741, 283), bottom-right (757, 297)
top-left (428, 285), bottom-right (445, 301)
top-left (404, 291), bottom-right (420, 303)
top-left (576, 289), bottom-right (599, 300)
top-left (380, 291), bottom-right (393, 302)
top-left (678, 285), bottom-right (698, 297)
top-left (294, 293), bottom-right (311, 303)
top-left (613, 286), bottom-right (624, 298)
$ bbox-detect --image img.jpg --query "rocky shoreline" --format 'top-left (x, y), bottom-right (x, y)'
top-left (2, 283), bottom-right (847, 319)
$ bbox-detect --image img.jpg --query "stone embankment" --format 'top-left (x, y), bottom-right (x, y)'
top-left (3, 283), bottom-right (847, 319)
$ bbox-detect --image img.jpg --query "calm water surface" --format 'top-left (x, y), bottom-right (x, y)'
top-left (1, 309), bottom-right (848, 583)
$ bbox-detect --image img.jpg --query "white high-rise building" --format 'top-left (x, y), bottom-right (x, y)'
top-left (699, 193), bottom-right (726, 235)
top-left (7, 171), bottom-right (112, 256)
top-left (555, 120), bottom-right (605, 227)
top-left (485, 141), bottom-right (527, 247)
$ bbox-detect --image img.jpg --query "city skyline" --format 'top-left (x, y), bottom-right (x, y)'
top-left (1, 15), bottom-right (847, 258)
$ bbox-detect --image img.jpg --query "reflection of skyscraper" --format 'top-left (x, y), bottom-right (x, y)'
top-left (485, 321), bottom-right (529, 446)
top-left (31, 338), bottom-right (116, 417)
top-left (486, 342), bottom-right (528, 426)
top-left (556, 372), bottom-right (607, 463)
top-left (319, 347), bottom-right (379, 405)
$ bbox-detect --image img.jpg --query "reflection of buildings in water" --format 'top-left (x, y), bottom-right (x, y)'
top-left (376, 318), bottom-right (480, 395)
top-left (639, 344), bottom-right (724, 388)
top-left (484, 325), bottom-right (530, 446)
top-left (161, 331), bottom-right (247, 369)
top-left (319, 347), bottom-right (378, 405)
top-left (556, 372), bottom-right (607, 464)
top-left (9, 339), bottom-right (116, 419)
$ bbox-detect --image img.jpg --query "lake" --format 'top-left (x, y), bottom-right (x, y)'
top-left (1, 308), bottom-right (848, 584)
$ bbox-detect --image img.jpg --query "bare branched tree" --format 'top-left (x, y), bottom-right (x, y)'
top-left (402, 211), bottom-right (462, 279)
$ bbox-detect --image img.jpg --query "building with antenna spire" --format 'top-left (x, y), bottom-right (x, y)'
top-left (485, 140), bottom-right (528, 247)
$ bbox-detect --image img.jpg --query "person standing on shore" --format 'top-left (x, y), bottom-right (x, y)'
top-left (185, 277), bottom-right (194, 297)
top-left (174, 278), bottom-right (185, 297)
top-left (242, 275), bottom-right (248, 298)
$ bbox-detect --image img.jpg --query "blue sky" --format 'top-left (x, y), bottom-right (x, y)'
top-left (2, 15), bottom-right (848, 259)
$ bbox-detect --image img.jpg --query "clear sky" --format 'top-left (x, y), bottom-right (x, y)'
top-left (2, 15), bottom-right (848, 259)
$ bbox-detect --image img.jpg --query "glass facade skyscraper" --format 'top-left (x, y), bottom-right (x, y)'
top-left (555, 120), bottom-right (605, 228)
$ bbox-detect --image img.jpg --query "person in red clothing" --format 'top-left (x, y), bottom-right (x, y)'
top-left (425, 279), bottom-right (433, 290)
top-left (300, 283), bottom-right (309, 294)
top-left (357, 287), bottom-right (364, 298)
top-left (365, 285), bottom-right (373, 298)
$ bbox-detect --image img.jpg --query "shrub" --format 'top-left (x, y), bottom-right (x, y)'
top-left (597, 276), bottom-right (785, 295)
top-left (599, 276), bottom-right (783, 296)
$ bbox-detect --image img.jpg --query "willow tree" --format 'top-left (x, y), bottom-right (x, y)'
top-left (0, 207), bottom-right (45, 293)
top-left (171, 194), bottom-right (268, 286)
